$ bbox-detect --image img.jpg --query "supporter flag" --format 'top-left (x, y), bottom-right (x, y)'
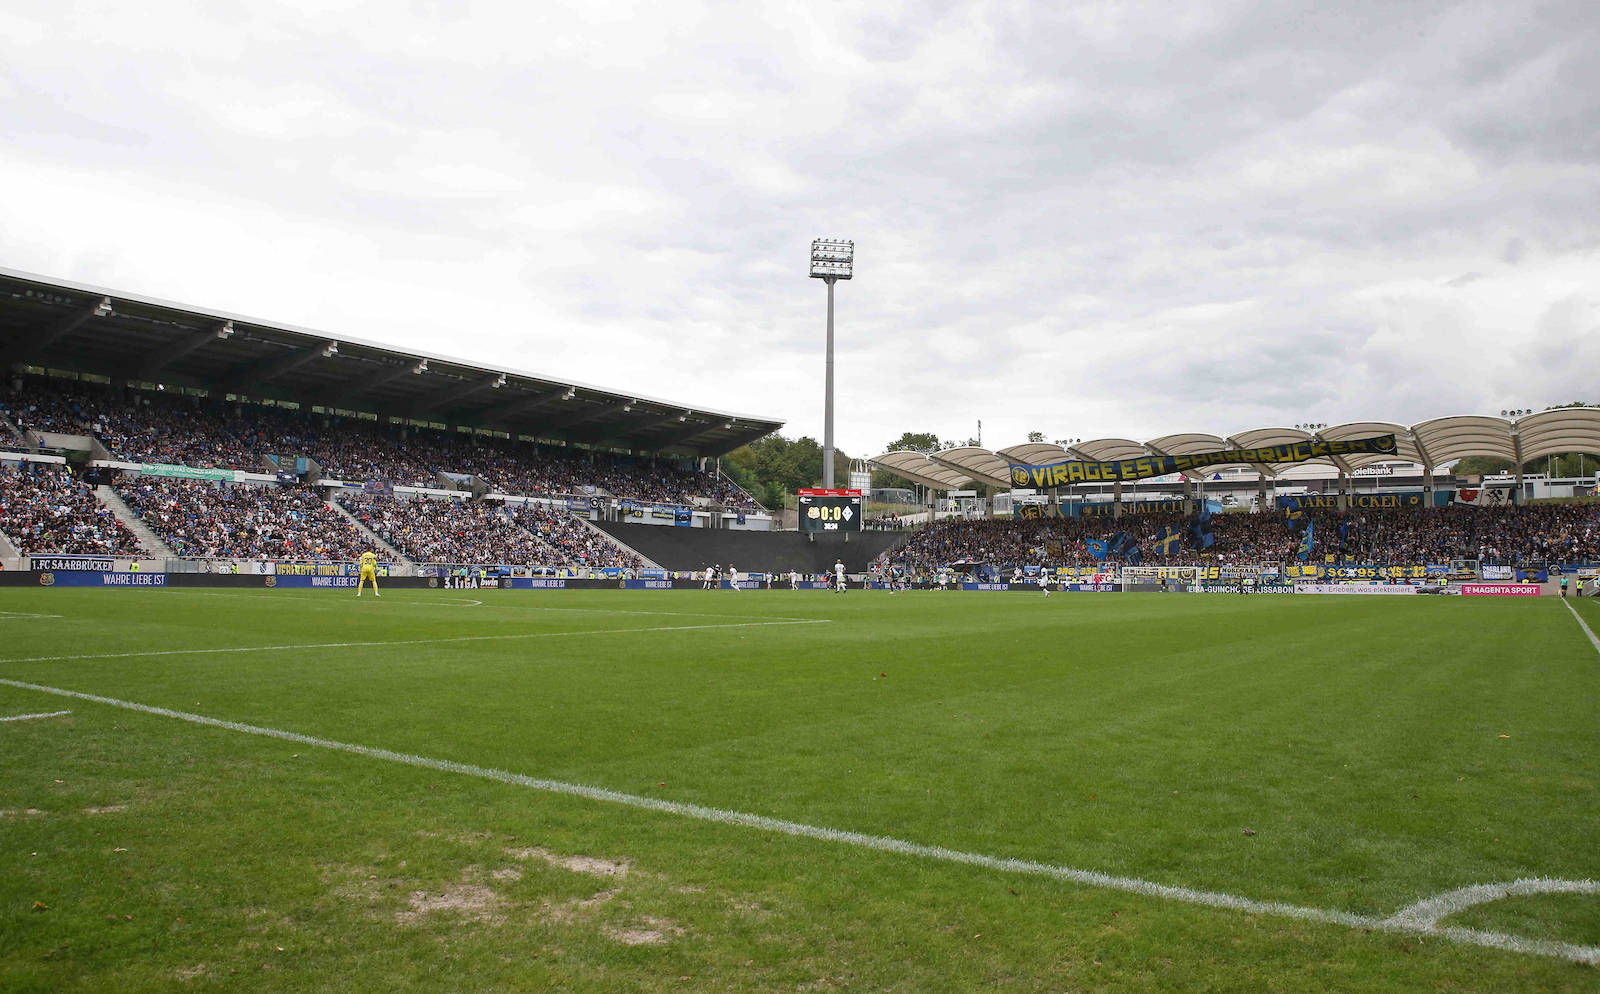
top-left (1126, 544), bottom-right (1144, 566)
top-left (1086, 538), bottom-right (1109, 561)
top-left (1296, 521), bottom-right (1316, 561)
top-left (1285, 506), bottom-right (1309, 533)
top-left (1337, 518), bottom-right (1350, 549)
top-left (1045, 536), bottom-right (1065, 559)
top-left (1154, 524), bottom-right (1183, 557)
top-left (1190, 504), bottom-right (1215, 550)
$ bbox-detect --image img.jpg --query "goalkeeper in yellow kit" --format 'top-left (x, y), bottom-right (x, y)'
top-left (357, 550), bottom-right (380, 597)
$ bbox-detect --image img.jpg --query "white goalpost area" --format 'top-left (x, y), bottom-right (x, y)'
top-left (1119, 566), bottom-right (1202, 591)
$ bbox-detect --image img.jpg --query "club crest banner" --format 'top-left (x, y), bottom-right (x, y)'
top-left (1009, 435), bottom-right (1398, 487)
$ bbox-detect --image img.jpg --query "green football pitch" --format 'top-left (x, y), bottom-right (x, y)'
top-left (2, 588), bottom-right (1598, 992)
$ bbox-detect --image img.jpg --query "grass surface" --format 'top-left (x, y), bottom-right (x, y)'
top-left (1, 587), bottom-right (1598, 992)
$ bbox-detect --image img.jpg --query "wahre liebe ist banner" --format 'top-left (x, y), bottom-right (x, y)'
top-left (1008, 435), bottom-right (1399, 487)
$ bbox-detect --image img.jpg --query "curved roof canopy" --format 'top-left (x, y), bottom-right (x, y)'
top-left (870, 411), bottom-right (1600, 490)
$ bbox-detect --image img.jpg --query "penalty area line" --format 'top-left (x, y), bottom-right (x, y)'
top-left (0, 676), bottom-right (1595, 967)
top-left (0, 618), bottom-right (830, 666)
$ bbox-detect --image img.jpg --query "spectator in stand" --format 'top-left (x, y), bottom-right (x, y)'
top-left (0, 463), bottom-right (143, 556)
top-left (2, 377), bottom-right (767, 509)
top-left (116, 477), bottom-right (368, 561)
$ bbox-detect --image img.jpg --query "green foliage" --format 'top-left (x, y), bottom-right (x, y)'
top-left (885, 430), bottom-right (941, 453)
top-left (1452, 453), bottom-right (1600, 479)
top-left (1452, 455), bottom-right (1515, 477)
top-left (721, 433), bottom-right (853, 506)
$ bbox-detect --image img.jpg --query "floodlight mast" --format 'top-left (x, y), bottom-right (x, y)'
top-left (809, 238), bottom-right (853, 489)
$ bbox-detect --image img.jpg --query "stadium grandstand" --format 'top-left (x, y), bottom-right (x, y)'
top-left (3, 266), bottom-right (1599, 589)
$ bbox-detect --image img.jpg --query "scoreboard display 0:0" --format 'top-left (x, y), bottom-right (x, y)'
top-left (797, 490), bottom-right (862, 532)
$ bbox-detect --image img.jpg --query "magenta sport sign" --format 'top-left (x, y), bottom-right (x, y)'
top-left (1461, 583), bottom-right (1543, 597)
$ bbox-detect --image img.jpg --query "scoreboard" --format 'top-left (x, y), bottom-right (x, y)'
top-left (798, 488), bottom-right (862, 532)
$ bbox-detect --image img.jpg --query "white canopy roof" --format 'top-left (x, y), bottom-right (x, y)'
top-left (868, 410), bottom-right (1600, 490)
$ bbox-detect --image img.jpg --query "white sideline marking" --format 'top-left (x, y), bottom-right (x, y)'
top-left (0, 619), bottom-right (830, 666)
top-left (1, 676), bottom-right (1595, 966)
top-left (173, 591), bottom-right (817, 622)
top-left (0, 611), bottom-right (64, 620)
top-left (1561, 599), bottom-right (1600, 655)
top-left (0, 709), bottom-right (71, 722)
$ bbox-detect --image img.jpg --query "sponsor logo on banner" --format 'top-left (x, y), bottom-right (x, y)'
top-left (39, 571), bottom-right (169, 587)
top-left (1294, 583), bottom-right (1418, 595)
top-left (1481, 565), bottom-right (1513, 580)
top-left (1011, 435), bottom-right (1397, 487)
top-left (310, 576), bottom-right (358, 588)
top-left (31, 556), bottom-right (114, 572)
top-left (1461, 583), bottom-right (1542, 596)
top-left (265, 575), bottom-right (278, 587)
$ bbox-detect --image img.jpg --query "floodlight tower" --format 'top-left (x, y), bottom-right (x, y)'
top-left (810, 238), bottom-right (853, 489)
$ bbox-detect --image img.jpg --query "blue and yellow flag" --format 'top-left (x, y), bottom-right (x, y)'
top-left (1154, 524), bottom-right (1183, 557)
top-left (1296, 521), bottom-right (1316, 561)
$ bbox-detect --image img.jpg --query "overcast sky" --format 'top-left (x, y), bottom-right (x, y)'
top-left (3, 1), bottom-right (1597, 457)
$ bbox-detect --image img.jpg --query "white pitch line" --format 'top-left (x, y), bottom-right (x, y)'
top-left (0, 611), bottom-right (64, 620)
top-left (170, 591), bottom-right (818, 622)
top-left (0, 618), bottom-right (830, 666)
top-left (0, 709), bottom-right (71, 722)
top-left (1561, 598), bottom-right (1600, 655)
top-left (1, 675), bottom-right (1595, 966)
top-left (1384, 878), bottom-right (1600, 930)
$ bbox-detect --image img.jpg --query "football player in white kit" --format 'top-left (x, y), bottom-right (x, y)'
top-left (1037, 572), bottom-right (1052, 596)
top-left (789, 568), bottom-right (800, 590)
top-left (834, 559), bottom-right (847, 593)
top-left (703, 565), bottom-right (715, 590)
top-left (728, 564), bottom-right (740, 591)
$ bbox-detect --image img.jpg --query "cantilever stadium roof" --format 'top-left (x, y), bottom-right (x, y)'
top-left (0, 267), bottom-right (782, 457)
top-left (870, 409), bottom-right (1600, 490)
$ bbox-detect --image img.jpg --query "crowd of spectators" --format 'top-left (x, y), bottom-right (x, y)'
top-left (116, 478), bottom-right (369, 561)
top-left (337, 494), bottom-right (553, 565)
top-left (1, 378), bottom-right (763, 508)
top-left (509, 504), bottom-right (642, 570)
top-left (0, 463), bottom-right (143, 556)
top-left (1302, 503), bottom-right (1600, 566)
top-left (884, 501), bottom-right (1600, 572)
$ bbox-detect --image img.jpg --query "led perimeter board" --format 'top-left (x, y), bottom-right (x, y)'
top-left (798, 488), bottom-right (862, 532)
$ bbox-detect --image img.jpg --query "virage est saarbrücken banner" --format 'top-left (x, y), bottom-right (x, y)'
top-left (1009, 435), bottom-right (1398, 487)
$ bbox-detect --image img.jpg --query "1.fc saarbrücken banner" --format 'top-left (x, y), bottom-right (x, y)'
top-left (1008, 435), bottom-right (1398, 487)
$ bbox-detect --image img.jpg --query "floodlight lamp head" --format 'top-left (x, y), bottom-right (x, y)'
top-left (809, 237), bottom-right (854, 280)
top-left (491, 373), bottom-right (507, 388)
top-left (413, 359), bottom-right (428, 374)
top-left (322, 341), bottom-right (339, 357)
top-left (215, 320), bottom-right (234, 340)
